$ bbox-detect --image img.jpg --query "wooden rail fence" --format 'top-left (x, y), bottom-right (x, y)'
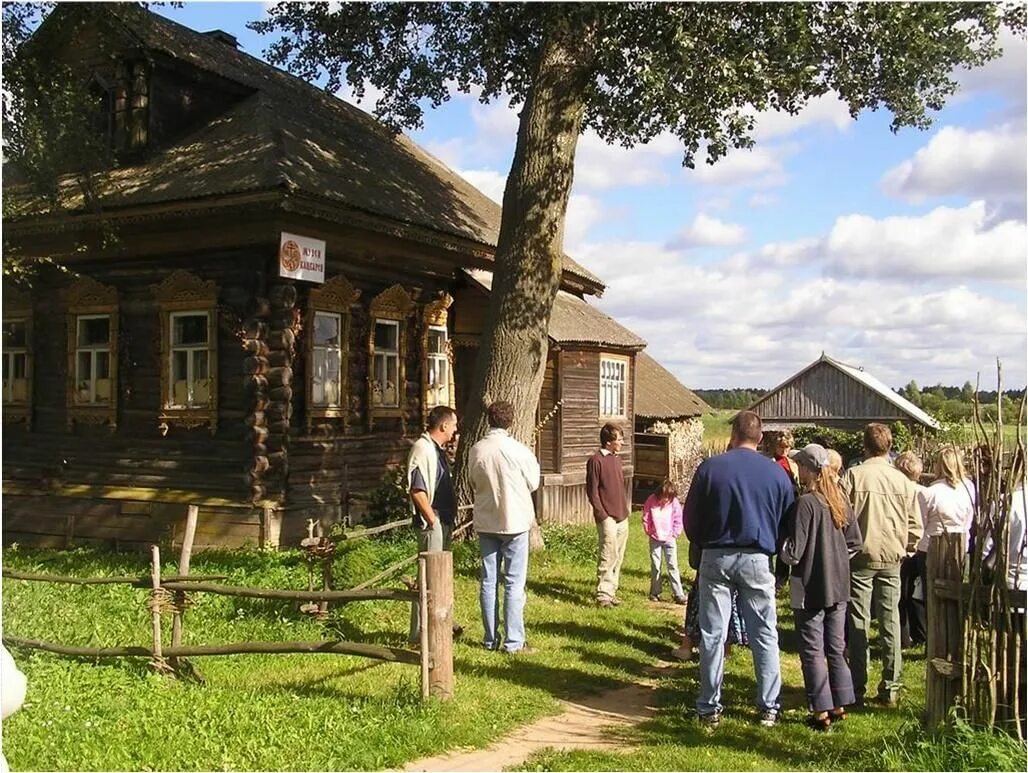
top-left (3, 505), bottom-right (457, 700)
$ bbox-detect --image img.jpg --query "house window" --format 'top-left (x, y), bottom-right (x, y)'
top-left (311, 311), bottom-right (343, 407)
top-left (74, 315), bottom-right (112, 404)
top-left (425, 325), bottom-right (449, 409)
top-left (600, 356), bottom-right (628, 418)
top-left (372, 319), bottom-right (400, 408)
top-left (2, 319), bottom-right (29, 404)
top-left (169, 312), bottom-right (211, 408)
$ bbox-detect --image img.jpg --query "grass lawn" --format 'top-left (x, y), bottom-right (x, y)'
top-left (2, 520), bottom-right (1020, 771)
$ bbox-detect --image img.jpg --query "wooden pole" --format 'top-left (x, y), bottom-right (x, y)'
top-left (149, 545), bottom-right (167, 673)
top-left (171, 505), bottom-right (199, 664)
top-left (2, 570), bottom-right (226, 586)
top-left (419, 555), bottom-right (429, 700)
top-left (423, 550), bottom-right (454, 700)
top-left (3, 636), bottom-right (421, 665)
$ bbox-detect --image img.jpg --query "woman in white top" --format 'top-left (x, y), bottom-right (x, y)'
top-left (916, 445), bottom-right (976, 554)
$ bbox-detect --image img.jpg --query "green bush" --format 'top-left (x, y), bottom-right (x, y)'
top-left (793, 421), bottom-right (917, 467)
top-left (366, 466), bottom-right (411, 526)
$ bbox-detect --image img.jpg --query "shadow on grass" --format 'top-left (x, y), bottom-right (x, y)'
top-left (526, 578), bottom-right (594, 605)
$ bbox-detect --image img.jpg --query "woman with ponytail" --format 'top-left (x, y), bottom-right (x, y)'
top-left (779, 443), bottom-right (864, 730)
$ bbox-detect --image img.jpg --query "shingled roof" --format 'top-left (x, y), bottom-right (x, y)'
top-left (6, 4), bottom-right (603, 292)
top-left (634, 352), bottom-right (711, 420)
top-left (465, 270), bottom-right (646, 350)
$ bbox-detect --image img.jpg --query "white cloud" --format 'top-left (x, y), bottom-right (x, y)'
top-left (671, 213), bottom-right (747, 249)
top-left (333, 80), bottom-right (387, 113)
top-left (688, 144), bottom-right (791, 188)
top-left (955, 28), bottom-right (1027, 113)
top-left (748, 193), bottom-right (780, 209)
top-left (455, 168), bottom-right (506, 204)
top-left (574, 131), bottom-right (681, 190)
top-left (564, 194), bottom-right (608, 248)
top-left (748, 92), bottom-right (854, 142)
top-left (822, 201), bottom-right (1026, 282)
top-left (881, 124), bottom-right (1027, 206)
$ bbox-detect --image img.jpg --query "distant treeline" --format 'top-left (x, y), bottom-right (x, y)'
top-left (694, 389), bottom-right (768, 409)
top-left (695, 383), bottom-right (1026, 421)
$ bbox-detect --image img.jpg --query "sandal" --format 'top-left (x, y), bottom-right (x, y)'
top-left (828, 708), bottom-right (847, 722)
top-left (805, 713), bottom-right (832, 731)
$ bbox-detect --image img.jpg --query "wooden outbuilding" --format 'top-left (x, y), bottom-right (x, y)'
top-left (749, 352), bottom-right (940, 433)
top-left (632, 352), bottom-right (710, 503)
top-left (1, 5), bottom-right (646, 548)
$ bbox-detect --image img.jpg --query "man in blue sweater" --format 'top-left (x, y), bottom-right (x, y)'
top-left (684, 410), bottom-right (796, 729)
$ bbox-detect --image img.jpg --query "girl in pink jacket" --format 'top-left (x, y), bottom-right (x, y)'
top-left (643, 479), bottom-right (686, 603)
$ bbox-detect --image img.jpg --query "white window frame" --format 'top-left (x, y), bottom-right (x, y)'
top-left (599, 355), bottom-right (628, 419)
top-left (372, 319), bottom-right (401, 408)
top-left (2, 318), bottom-right (29, 405)
top-left (168, 310), bottom-right (211, 409)
top-left (311, 310), bottom-right (344, 408)
top-left (425, 324), bottom-right (450, 409)
top-left (74, 314), bottom-right (113, 405)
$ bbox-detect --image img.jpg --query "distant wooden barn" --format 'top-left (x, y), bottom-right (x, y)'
top-left (749, 353), bottom-right (940, 433)
top-left (632, 352), bottom-right (710, 503)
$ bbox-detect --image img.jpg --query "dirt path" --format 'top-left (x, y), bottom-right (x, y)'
top-left (401, 661), bottom-right (673, 772)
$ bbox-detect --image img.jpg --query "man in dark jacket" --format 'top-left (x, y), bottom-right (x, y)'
top-left (587, 423), bottom-right (629, 608)
top-left (684, 411), bottom-right (795, 728)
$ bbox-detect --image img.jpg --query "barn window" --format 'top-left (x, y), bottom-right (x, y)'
top-left (305, 275), bottom-right (360, 433)
top-left (155, 270), bottom-right (218, 433)
top-left (311, 312), bottom-right (343, 408)
top-left (421, 291), bottom-right (454, 415)
top-left (425, 325), bottom-right (450, 409)
top-left (367, 285), bottom-right (415, 429)
top-left (169, 312), bottom-right (211, 408)
top-left (2, 319), bottom-right (29, 405)
top-left (65, 276), bottom-right (119, 430)
top-left (372, 319), bottom-right (400, 408)
top-left (599, 355), bottom-right (628, 418)
top-left (74, 315), bottom-right (113, 404)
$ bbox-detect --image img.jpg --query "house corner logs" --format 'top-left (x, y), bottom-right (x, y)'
top-left (243, 283), bottom-right (296, 508)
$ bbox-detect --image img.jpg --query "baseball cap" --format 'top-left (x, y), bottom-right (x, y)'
top-left (789, 443), bottom-right (830, 472)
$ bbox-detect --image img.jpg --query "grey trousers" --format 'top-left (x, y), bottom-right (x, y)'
top-left (848, 563), bottom-right (903, 700)
top-left (795, 602), bottom-right (856, 712)
top-left (408, 520), bottom-right (452, 642)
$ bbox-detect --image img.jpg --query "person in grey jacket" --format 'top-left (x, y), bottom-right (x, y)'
top-left (779, 444), bottom-right (863, 730)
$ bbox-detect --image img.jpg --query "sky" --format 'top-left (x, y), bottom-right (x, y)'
top-left (157, 2), bottom-right (1028, 391)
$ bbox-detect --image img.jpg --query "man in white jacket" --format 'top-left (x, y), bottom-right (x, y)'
top-left (469, 401), bottom-right (541, 654)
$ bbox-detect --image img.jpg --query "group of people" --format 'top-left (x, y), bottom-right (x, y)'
top-left (404, 402), bottom-right (1026, 731)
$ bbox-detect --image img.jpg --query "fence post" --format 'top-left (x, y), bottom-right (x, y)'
top-left (149, 545), bottom-right (167, 673)
top-left (423, 550), bottom-right (454, 700)
top-left (418, 555), bottom-right (429, 700)
top-left (171, 505), bottom-right (199, 669)
top-left (925, 533), bottom-right (964, 728)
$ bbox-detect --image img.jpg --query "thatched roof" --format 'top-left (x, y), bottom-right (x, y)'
top-left (4, 4), bottom-right (603, 293)
top-left (465, 270), bottom-right (645, 349)
top-left (634, 352), bottom-right (710, 420)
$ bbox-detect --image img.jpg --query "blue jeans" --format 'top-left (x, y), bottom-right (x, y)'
top-left (697, 547), bottom-right (781, 716)
top-left (479, 531), bottom-right (530, 652)
top-left (649, 537), bottom-right (685, 599)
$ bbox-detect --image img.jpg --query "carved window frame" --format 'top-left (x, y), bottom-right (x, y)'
top-left (368, 284), bottom-right (416, 429)
top-left (306, 274), bottom-right (360, 434)
top-left (65, 276), bottom-right (119, 431)
top-left (154, 270), bottom-right (218, 434)
top-left (421, 292), bottom-right (455, 418)
top-left (2, 286), bottom-right (33, 428)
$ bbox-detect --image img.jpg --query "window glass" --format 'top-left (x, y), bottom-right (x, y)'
top-left (78, 317), bottom-right (110, 347)
top-left (173, 314), bottom-right (208, 345)
top-left (427, 327), bottom-right (446, 355)
top-left (314, 313), bottom-right (340, 347)
top-left (3, 320), bottom-right (26, 348)
top-left (374, 320), bottom-right (398, 351)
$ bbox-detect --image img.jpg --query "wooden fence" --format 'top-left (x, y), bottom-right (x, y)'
top-left (925, 532), bottom-right (1026, 733)
top-left (3, 506), bottom-right (457, 700)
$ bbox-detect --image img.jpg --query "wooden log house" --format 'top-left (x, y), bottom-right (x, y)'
top-left (2, 5), bottom-right (646, 548)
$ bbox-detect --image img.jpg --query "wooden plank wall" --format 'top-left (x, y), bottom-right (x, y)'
top-left (537, 353), bottom-right (560, 473)
top-left (558, 350), bottom-right (635, 474)
top-left (756, 361), bottom-right (906, 421)
top-left (536, 472), bottom-right (634, 526)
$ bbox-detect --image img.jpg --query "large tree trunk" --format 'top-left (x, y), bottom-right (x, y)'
top-left (454, 29), bottom-right (592, 533)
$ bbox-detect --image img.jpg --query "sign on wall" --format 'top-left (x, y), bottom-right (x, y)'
top-left (279, 232), bottom-right (326, 284)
